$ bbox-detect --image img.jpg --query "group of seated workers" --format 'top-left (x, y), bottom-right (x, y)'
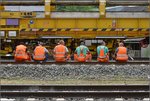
top-left (14, 40), bottom-right (128, 63)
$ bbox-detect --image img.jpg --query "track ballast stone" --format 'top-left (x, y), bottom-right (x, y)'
top-left (0, 64), bottom-right (150, 80)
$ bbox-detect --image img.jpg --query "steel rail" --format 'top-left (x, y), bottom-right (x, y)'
top-left (0, 61), bottom-right (150, 65)
top-left (0, 85), bottom-right (149, 98)
top-left (0, 0), bottom-right (149, 6)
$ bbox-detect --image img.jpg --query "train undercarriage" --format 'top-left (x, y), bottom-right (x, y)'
top-left (1, 36), bottom-right (149, 59)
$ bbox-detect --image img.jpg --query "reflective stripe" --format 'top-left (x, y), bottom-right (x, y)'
top-left (15, 54), bottom-right (24, 56)
top-left (34, 55), bottom-right (45, 58)
top-left (15, 52), bottom-right (26, 57)
top-left (117, 54), bottom-right (127, 56)
top-left (55, 52), bottom-right (65, 57)
top-left (117, 54), bottom-right (127, 57)
top-left (98, 56), bottom-right (106, 58)
top-left (78, 56), bottom-right (85, 58)
top-left (55, 52), bottom-right (65, 54)
top-left (55, 56), bottom-right (65, 58)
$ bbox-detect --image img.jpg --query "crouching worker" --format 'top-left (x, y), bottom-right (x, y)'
top-left (53, 40), bottom-right (70, 62)
top-left (14, 42), bottom-right (31, 62)
top-left (115, 42), bottom-right (128, 62)
top-left (97, 41), bottom-right (109, 62)
top-left (33, 42), bottom-right (49, 63)
top-left (74, 42), bottom-right (92, 62)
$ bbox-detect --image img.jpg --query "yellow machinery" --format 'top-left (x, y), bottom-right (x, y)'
top-left (0, 0), bottom-right (150, 55)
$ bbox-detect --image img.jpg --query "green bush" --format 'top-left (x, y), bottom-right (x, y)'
top-left (56, 6), bottom-right (98, 11)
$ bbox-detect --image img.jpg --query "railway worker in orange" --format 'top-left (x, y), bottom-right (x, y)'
top-left (74, 41), bottom-right (92, 62)
top-left (115, 42), bottom-right (128, 62)
top-left (14, 42), bottom-right (31, 62)
top-left (33, 42), bottom-right (50, 62)
top-left (97, 41), bottom-right (109, 62)
top-left (53, 40), bottom-right (70, 62)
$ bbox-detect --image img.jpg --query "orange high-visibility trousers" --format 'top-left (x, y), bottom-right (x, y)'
top-left (97, 55), bottom-right (109, 62)
top-left (74, 53), bottom-right (92, 62)
top-left (74, 54), bottom-right (86, 62)
top-left (15, 53), bottom-right (31, 62)
top-left (86, 53), bottom-right (92, 62)
top-left (55, 54), bottom-right (70, 62)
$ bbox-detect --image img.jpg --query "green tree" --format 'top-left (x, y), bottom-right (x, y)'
top-left (56, 6), bottom-right (98, 11)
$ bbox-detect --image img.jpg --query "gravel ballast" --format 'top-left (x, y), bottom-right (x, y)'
top-left (0, 64), bottom-right (149, 81)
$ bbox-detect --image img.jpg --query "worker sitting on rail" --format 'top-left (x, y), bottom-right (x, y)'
top-left (74, 41), bottom-right (92, 62)
top-left (53, 40), bottom-right (70, 62)
top-left (14, 42), bottom-right (31, 62)
top-left (97, 41), bottom-right (109, 62)
top-left (33, 42), bottom-right (50, 63)
top-left (115, 42), bottom-right (128, 62)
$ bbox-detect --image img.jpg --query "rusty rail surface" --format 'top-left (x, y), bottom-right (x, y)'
top-left (0, 61), bottom-right (150, 65)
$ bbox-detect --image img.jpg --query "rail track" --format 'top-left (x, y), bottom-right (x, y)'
top-left (1, 56), bottom-right (149, 65)
top-left (0, 61), bottom-right (150, 65)
top-left (1, 85), bottom-right (149, 98)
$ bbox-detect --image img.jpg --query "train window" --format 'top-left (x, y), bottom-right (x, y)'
top-left (98, 40), bottom-right (103, 43)
top-left (6, 19), bottom-right (19, 26)
top-left (92, 40), bottom-right (97, 43)
top-left (0, 31), bottom-right (5, 36)
top-left (8, 31), bottom-right (16, 37)
top-left (85, 40), bottom-right (92, 46)
top-left (130, 43), bottom-right (141, 50)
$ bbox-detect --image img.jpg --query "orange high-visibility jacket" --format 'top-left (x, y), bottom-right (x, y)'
top-left (15, 45), bottom-right (28, 60)
top-left (116, 47), bottom-right (128, 61)
top-left (33, 45), bottom-right (45, 60)
top-left (97, 49), bottom-right (109, 62)
top-left (54, 45), bottom-right (66, 62)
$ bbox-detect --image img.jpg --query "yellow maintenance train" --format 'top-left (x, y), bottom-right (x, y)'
top-left (0, 0), bottom-right (150, 57)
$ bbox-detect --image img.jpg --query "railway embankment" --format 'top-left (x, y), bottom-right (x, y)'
top-left (0, 63), bottom-right (150, 84)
